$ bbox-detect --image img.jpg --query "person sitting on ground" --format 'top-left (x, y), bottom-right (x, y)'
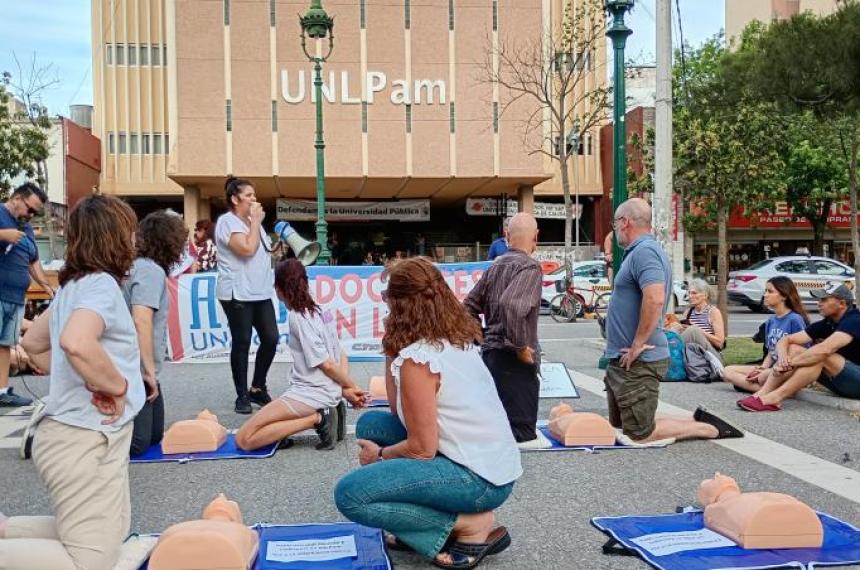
top-left (190, 219), bottom-right (217, 272)
top-left (335, 257), bottom-right (521, 569)
top-left (126, 211), bottom-right (188, 456)
top-left (0, 194), bottom-right (145, 570)
top-left (604, 198), bottom-right (744, 443)
top-left (721, 277), bottom-right (808, 393)
top-left (235, 259), bottom-right (368, 451)
top-left (8, 318), bottom-right (46, 376)
top-left (738, 283), bottom-right (860, 411)
top-left (667, 278), bottom-right (725, 358)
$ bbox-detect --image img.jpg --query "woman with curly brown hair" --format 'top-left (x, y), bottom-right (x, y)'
top-left (235, 259), bottom-right (369, 451)
top-left (334, 257), bottom-right (521, 570)
top-left (0, 194), bottom-right (145, 570)
top-left (126, 210), bottom-right (189, 456)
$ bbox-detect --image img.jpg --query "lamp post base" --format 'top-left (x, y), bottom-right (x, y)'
top-left (315, 219), bottom-right (331, 266)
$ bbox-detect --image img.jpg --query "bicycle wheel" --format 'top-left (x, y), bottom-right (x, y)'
top-left (593, 292), bottom-right (612, 339)
top-left (549, 293), bottom-right (576, 322)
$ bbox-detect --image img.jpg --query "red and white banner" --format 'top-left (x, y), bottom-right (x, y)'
top-left (166, 262), bottom-right (490, 363)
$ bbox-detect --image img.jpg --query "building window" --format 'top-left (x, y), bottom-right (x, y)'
top-left (226, 99), bottom-right (232, 132)
top-left (128, 43), bottom-right (138, 65)
top-left (142, 133), bottom-right (151, 154)
top-left (163, 44), bottom-right (167, 64)
top-left (139, 44), bottom-right (149, 65)
top-left (493, 102), bottom-right (499, 133)
top-left (492, 0), bottom-right (498, 31)
top-left (270, 0), bottom-right (276, 26)
top-left (153, 133), bottom-right (163, 154)
top-left (271, 100), bottom-right (278, 132)
top-left (130, 133), bottom-right (139, 154)
top-left (586, 133), bottom-right (592, 155)
top-left (115, 43), bottom-right (125, 65)
top-left (360, 0), bottom-right (366, 29)
top-left (224, 0), bottom-right (230, 25)
top-left (105, 44), bottom-right (113, 65)
top-left (405, 104), bottom-right (412, 133)
top-left (119, 132), bottom-right (127, 154)
top-left (151, 45), bottom-right (161, 66)
top-left (449, 102), bottom-right (455, 133)
top-left (587, 49), bottom-right (595, 71)
top-left (449, 0), bottom-right (454, 30)
top-left (108, 132), bottom-right (115, 154)
top-left (165, 133), bottom-right (169, 152)
top-left (361, 102), bottom-right (368, 133)
top-left (405, 0), bottom-right (410, 29)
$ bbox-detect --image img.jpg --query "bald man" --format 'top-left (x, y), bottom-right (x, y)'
top-left (605, 198), bottom-right (743, 443)
top-left (466, 213), bottom-right (548, 449)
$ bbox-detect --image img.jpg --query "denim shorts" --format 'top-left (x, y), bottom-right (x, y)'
top-left (819, 359), bottom-right (860, 400)
top-left (0, 301), bottom-right (24, 347)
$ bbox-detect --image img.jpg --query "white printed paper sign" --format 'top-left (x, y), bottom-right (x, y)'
top-left (630, 528), bottom-right (735, 557)
top-left (266, 535), bottom-right (358, 563)
top-left (539, 362), bottom-right (579, 398)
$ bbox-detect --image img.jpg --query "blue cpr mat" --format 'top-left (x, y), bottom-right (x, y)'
top-left (520, 423), bottom-right (671, 452)
top-left (592, 510), bottom-right (860, 570)
top-left (130, 433), bottom-right (278, 463)
top-left (139, 522), bottom-right (391, 570)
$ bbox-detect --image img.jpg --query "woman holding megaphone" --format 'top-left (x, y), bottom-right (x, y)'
top-left (215, 176), bottom-right (279, 414)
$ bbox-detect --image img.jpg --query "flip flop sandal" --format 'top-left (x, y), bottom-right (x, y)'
top-left (432, 527), bottom-right (511, 569)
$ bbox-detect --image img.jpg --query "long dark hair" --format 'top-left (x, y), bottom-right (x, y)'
top-left (195, 219), bottom-right (214, 244)
top-left (60, 194), bottom-right (138, 286)
top-left (225, 176), bottom-right (253, 211)
top-left (275, 259), bottom-right (320, 316)
top-left (768, 276), bottom-right (810, 324)
top-left (137, 211), bottom-right (189, 273)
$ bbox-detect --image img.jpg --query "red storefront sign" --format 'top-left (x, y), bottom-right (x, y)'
top-left (729, 200), bottom-right (858, 229)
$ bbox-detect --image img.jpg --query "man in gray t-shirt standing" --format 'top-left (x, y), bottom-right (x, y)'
top-left (604, 198), bottom-right (743, 443)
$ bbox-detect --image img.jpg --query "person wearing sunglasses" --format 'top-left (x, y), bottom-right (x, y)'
top-left (0, 183), bottom-right (53, 408)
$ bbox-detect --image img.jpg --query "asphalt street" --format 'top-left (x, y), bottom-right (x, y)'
top-left (2, 309), bottom-right (858, 569)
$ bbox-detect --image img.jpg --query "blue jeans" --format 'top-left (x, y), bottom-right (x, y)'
top-left (334, 411), bottom-right (515, 559)
top-left (0, 301), bottom-right (24, 347)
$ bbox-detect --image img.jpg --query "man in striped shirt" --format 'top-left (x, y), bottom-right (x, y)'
top-left (466, 213), bottom-right (548, 449)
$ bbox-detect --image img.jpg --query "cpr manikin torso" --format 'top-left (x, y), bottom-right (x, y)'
top-left (148, 494), bottom-right (259, 570)
top-left (548, 402), bottom-right (616, 446)
top-left (161, 410), bottom-right (228, 454)
top-left (698, 473), bottom-right (823, 549)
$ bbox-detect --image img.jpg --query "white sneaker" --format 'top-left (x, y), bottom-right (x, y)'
top-left (19, 400), bottom-right (47, 460)
top-left (517, 431), bottom-right (552, 450)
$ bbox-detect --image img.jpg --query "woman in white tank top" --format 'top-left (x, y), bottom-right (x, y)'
top-left (334, 257), bottom-right (522, 569)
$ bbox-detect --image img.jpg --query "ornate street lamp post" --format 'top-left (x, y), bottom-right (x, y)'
top-left (300, 0), bottom-right (334, 265)
top-left (606, 0), bottom-right (633, 277)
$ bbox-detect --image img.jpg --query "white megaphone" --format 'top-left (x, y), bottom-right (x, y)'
top-left (274, 221), bottom-right (321, 266)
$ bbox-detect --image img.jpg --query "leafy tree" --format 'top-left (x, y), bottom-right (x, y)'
top-left (0, 79), bottom-right (50, 197)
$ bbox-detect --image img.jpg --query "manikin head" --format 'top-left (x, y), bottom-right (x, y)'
top-left (506, 213), bottom-right (539, 255)
top-left (202, 494), bottom-right (244, 523)
top-left (612, 197), bottom-right (652, 248)
top-left (697, 473), bottom-right (742, 506)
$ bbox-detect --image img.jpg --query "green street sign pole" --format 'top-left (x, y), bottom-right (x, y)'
top-left (606, 0), bottom-right (633, 277)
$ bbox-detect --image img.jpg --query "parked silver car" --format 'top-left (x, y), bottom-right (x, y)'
top-left (727, 256), bottom-right (855, 312)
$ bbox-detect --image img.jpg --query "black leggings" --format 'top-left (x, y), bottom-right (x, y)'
top-left (482, 348), bottom-right (540, 443)
top-left (220, 298), bottom-right (279, 397)
top-left (130, 388), bottom-right (164, 456)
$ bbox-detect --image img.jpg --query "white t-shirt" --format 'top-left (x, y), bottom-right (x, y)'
top-left (282, 308), bottom-right (343, 409)
top-left (215, 212), bottom-right (274, 301)
top-left (46, 273), bottom-right (145, 432)
top-left (390, 341), bottom-right (523, 486)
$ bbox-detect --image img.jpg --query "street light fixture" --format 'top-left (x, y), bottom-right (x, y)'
top-left (606, 0), bottom-right (633, 277)
top-left (299, 0), bottom-right (334, 265)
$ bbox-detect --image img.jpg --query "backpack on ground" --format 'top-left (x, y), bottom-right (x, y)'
top-left (684, 343), bottom-right (719, 383)
top-left (663, 330), bottom-right (687, 382)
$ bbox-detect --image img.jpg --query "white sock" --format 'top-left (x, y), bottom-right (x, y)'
top-left (0, 387), bottom-right (8, 395)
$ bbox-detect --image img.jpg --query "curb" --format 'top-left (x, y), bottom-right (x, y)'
top-left (794, 389), bottom-right (860, 412)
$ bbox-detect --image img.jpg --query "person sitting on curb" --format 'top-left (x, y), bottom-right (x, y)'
top-left (667, 279), bottom-right (725, 359)
top-left (235, 259), bottom-right (369, 451)
top-left (720, 277), bottom-right (808, 393)
top-left (738, 283), bottom-right (860, 411)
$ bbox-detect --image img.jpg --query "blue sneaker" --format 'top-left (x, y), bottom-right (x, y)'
top-left (0, 387), bottom-right (32, 407)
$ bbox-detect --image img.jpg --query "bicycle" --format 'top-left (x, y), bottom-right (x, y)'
top-left (549, 279), bottom-right (612, 337)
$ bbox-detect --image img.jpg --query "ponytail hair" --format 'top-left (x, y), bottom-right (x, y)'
top-left (225, 176), bottom-right (253, 210)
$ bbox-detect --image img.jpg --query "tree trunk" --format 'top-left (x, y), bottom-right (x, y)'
top-left (811, 218), bottom-right (825, 257)
top-left (717, 203), bottom-right (730, 332)
top-left (849, 122), bottom-right (859, 294)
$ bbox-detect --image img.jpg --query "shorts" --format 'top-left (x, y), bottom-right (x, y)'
top-left (604, 358), bottom-right (669, 440)
top-left (819, 359), bottom-right (860, 400)
top-left (0, 301), bottom-right (24, 347)
top-left (277, 394), bottom-right (322, 416)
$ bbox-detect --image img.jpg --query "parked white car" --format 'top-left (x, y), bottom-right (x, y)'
top-left (540, 261), bottom-right (689, 311)
top-left (728, 256), bottom-right (855, 312)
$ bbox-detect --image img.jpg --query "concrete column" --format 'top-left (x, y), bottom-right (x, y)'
top-left (518, 185), bottom-right (534, 214)
top-left (183, 186), bottom-right (200, 229)
top-left (197, 197), bottom-right (212, 222)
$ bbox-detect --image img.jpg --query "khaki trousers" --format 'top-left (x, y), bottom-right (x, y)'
top-left (0, 418), bottom-right (133, 570)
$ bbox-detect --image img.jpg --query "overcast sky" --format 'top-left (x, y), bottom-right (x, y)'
top-left (0, 0), bottom-right (724, 116)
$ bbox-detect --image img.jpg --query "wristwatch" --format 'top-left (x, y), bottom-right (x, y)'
top-left (377, 446), bottom-right (385, 461)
